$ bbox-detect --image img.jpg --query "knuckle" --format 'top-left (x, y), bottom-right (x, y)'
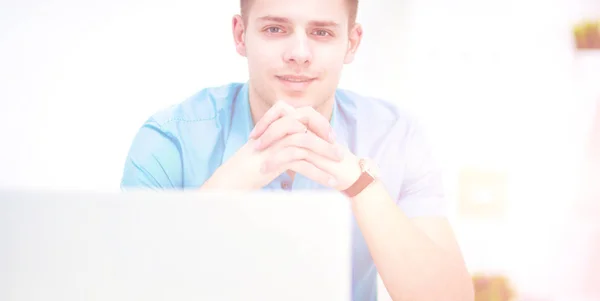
top-left (301, 106), bottom-right (317, 117)
top-left (292, 148), bottom-right (307, 159)
top-left (283, 117), bottom-right (302, 133)
top-left (261, 124), bottom-right (274, 136)
top-left (289, 160), bottom-right (304, 170)
top-left (283, 115), bottom-right (296, 126)
top-left (294, 108), bottom-right (308, 119)
top-left (302, 132), bottom-right (314, 145)
top-left (294, 135), bottom-right (306, 148)
top-left (292, 132), bottom-right (310, 147)
top-left (286, 132), bottom-right (299, 144)
top-left (275, 106), bottom-right (286, 116)
top-left (271, 116), bottom-right (285, 128)
top-left (261, 131), bottom-right (273, 143)
top-left (297, 106), bottom-right (311, 113)
top-left (294, 120), bottom-right (307, 132)
top-left (270, 102), bottom-right (284, 117)
top-left (276, 100), bottom-right (292, 111)
top-left (274, 100), bottom-right (285, 108)
top-left (328, 147), bottom-right (339, 159)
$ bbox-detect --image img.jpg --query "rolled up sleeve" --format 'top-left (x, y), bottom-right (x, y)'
top-left (396, 120), bottom-right (447, 218)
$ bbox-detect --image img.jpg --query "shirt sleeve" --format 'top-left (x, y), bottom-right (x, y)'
top-left (396, 119), bottom-right (448, 218)
top-left (120, 118), bottom-right (183, 190)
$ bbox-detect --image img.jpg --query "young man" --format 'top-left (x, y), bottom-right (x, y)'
top-left (121, 0), bottom-right (474, 300)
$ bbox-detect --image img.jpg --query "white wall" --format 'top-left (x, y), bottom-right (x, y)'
top-left (1, 0), bottom-right (599, 300)
top-left (0, 0), bottom-right (240, 189)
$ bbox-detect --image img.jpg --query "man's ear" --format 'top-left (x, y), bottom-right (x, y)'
top-left (344, 23), bottom-right (363, 64)
top-left (232, 15), bottom-right (247, 57)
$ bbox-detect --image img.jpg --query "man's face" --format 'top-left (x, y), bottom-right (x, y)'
top-left (235, 0), bottom-right (360, 108)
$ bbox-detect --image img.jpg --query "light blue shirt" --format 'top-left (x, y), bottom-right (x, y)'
top-left (121, 82), bottom-right (447, 301)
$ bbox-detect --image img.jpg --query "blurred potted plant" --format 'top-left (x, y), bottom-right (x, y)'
top-left (574, 20), bottom-right (600, 49)
top-left (472, 273), bottom-right (515, 301)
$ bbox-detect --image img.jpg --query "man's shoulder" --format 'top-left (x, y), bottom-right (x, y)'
top-left (145, 82), bottom-right (244, 130)
top-left (335, 88), bottom-right (418, 131)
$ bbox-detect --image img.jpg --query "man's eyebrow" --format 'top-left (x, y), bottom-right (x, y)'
top-left (308, 20), bottom-right (340, 28)
top-left (256, 15), bottom-right (340, 27)
top-left (256, 15), bottom-right (292, 24)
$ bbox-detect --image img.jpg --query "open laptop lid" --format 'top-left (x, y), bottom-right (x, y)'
top-left (0, 190), bottom-right (352, 301)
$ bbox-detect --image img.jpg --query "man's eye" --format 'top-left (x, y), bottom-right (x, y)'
top-left (266, 27), bottom-right (284, 33)
top-left (313, 30), bottom-right (331, 37)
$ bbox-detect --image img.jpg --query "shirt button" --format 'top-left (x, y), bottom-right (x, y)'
top-left (281, 182), bottom-right (291, 190)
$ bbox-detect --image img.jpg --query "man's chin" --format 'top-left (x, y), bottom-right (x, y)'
top-left (274, 94), bottom-right (316, 108)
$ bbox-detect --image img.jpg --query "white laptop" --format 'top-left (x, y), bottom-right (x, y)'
top-left (0, 189), bottom-right (352, 301)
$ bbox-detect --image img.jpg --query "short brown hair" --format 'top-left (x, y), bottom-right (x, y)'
top-left (240, 0), bottom-right (358, 25)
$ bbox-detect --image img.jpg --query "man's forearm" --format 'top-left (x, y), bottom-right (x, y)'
top-left (350, 181), bottom-right (474, 301)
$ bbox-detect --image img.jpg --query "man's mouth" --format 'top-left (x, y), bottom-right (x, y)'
top-left (276, 75), bottom-right (316, 82)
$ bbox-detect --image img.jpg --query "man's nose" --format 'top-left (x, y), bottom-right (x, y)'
top-left (283, 32), bottom-right (312, 66)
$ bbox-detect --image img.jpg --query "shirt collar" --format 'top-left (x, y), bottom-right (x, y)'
top-left (222, 82), bottom-right (351, 165)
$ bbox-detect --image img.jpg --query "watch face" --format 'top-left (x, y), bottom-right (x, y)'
top-left (363, 158), bottom-right (380, 178)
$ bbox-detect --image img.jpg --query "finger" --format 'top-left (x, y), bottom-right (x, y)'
top-left (262, 142), bottom-right (341, 173)
top-left (278, 131), bottom-right (345, 161)
top-left (250, 101), bottom-right (294, 139)
top-left (287, 160), bottom-right (338, 188)
top-left (261, 146), bottom-right (310, 174)
top-left (295, 107), bottom-right (335, 143)
top-left (254, 116), bottom-right (306, 151)
top-left (261, 146), bottom-right (341, 188)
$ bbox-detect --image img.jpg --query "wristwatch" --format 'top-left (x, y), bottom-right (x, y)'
top-left (341, 158), bottom-right (379, 198)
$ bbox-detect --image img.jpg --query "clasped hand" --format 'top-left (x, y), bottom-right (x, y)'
top-left (207, 101), bottom-right (361, 191)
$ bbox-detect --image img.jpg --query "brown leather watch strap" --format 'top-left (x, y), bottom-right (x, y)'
top-left (341, 158), bottom-right (376, 198)
top-left (342, 171), bottom-right (375, 198)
